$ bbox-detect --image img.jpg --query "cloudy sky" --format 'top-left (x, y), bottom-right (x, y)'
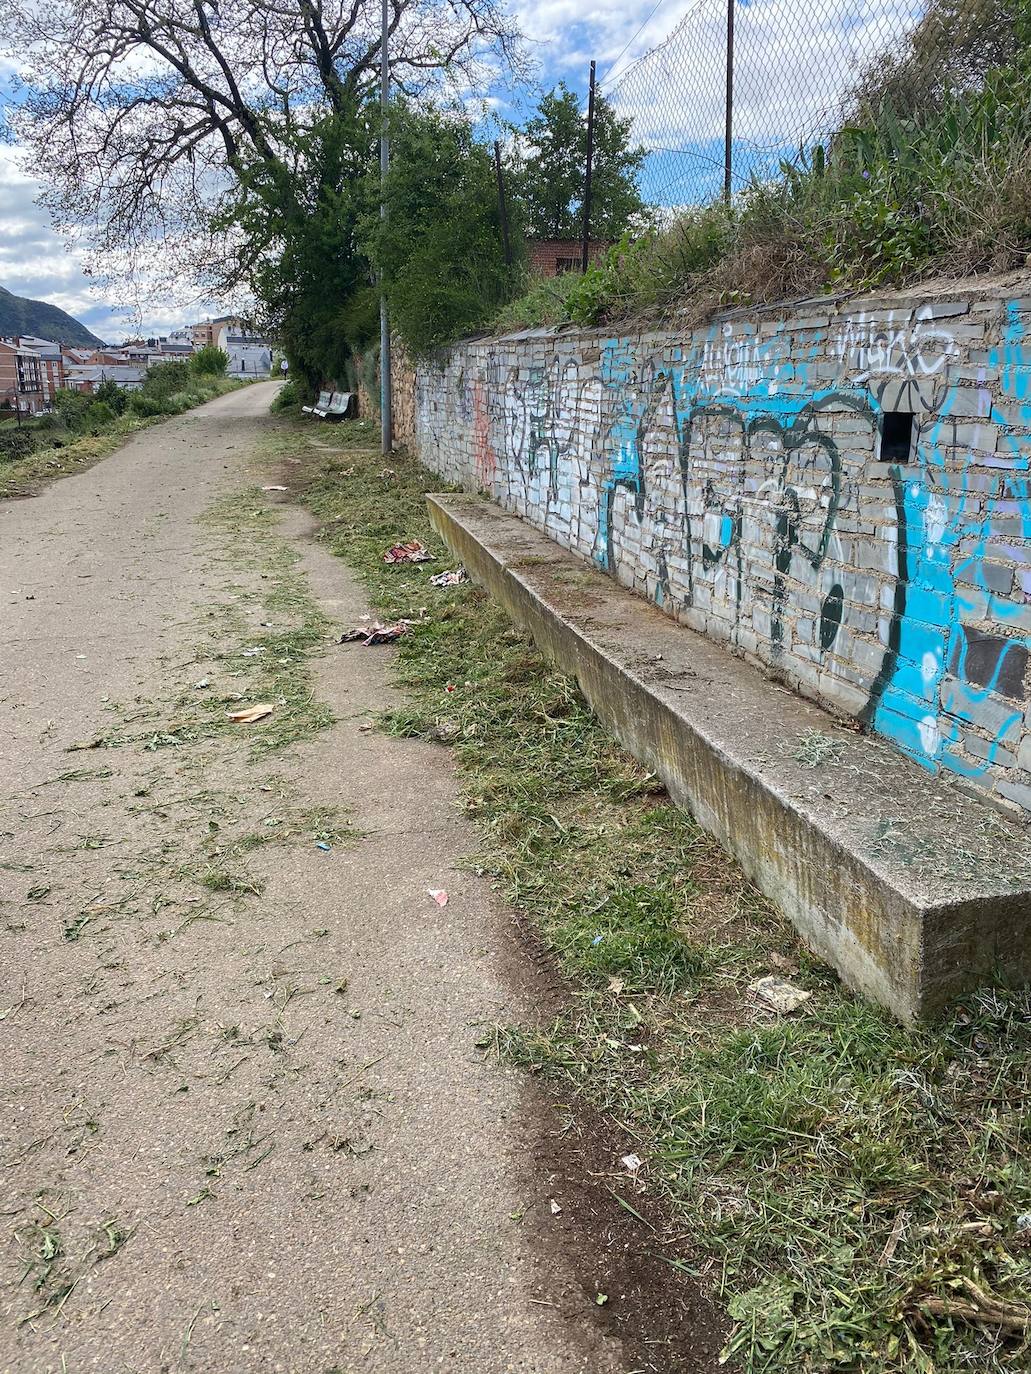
top-left (0, 0), bottom-right (915, 341)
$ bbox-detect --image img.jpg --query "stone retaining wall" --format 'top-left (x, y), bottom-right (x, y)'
top-left (402, 285), bottom-right (1031, 815)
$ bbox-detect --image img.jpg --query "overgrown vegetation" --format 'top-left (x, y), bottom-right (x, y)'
top-left (499, 0), bottom-right (1031, 331)
top-left (292, 419), bottom-right (1031, 1374)
top-left (370, 104), bottom-right (525, 352)
top-left (513, 82), bottom-right (645, 241)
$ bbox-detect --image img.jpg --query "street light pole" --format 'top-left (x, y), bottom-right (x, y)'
top-left (379, 0), bottom-right (392, 454)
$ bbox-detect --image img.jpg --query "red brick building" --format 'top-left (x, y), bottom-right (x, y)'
top-left (0, 340), bottom-right (46, 416)
top-left (18, 337), bottom-right (65, 407)
top-left (527, 239), bottom-right (610, 277)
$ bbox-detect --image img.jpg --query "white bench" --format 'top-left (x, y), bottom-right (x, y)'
top-left (321, 391), bottom-right (354, 421)
top-left (302, 389), bottom-right (332, 416)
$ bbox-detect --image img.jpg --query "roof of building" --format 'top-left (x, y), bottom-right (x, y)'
top-left (64, 364), bottom-right (146, 383)
top-left (17, 336), bottom-right (61, 356)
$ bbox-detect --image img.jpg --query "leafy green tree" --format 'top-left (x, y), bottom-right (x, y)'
top-left (191, 345), bottom-right (229, 377)
top-left (94, 377), bottom-right (128, 414)
top-left (369, 105), bottom-right (523, 353)
top-left (514, 83), bottom-right (646, 241)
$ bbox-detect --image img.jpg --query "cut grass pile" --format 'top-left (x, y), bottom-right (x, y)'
top-left (287, 417), bottom-right (1030, 1374)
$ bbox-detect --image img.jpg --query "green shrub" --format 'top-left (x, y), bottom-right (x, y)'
top-left (142, 360), bottom-right (191, 399)
top-left (270, 380), bottom-right (298, 411)
top-left (83, 401), bottom-right (116, 431)
top-left (191, 344), bottom-right (229, 377)
top-left (491, 271), bottom-right (591, 332)
top-left (0, 429), bottom-right (40, 462)
top-left (52, 387), bottom-right (93, 430)
top-left (36, 411), bottom-right (69, 433)
top-left (128, 394), bottom-right (166, 418)
top-left (94, 378), bottom-right (128, 415)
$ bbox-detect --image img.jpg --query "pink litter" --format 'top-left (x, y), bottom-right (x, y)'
top-left (383, 540), bottom-right (432, 565)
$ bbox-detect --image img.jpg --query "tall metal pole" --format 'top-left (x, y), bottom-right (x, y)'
top-left (379, 0), bottom-right (392, 454)
top-left (494, 141), bottom-right (512, 268)
top-left (581, 60), bottom-right (596, 273)
top-left (723, 0), bottom-right (734, 203)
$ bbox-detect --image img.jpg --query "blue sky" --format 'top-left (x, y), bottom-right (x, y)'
top-left (0, 0), bottom-right (913, 340)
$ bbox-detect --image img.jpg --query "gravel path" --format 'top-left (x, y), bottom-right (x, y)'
top-left (0, 384), bottom-right (628, 1374)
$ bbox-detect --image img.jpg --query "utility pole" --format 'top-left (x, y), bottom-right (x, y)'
top-left (581, 60), bottom-right (596, 273)
top-left (494, 142), bottom-right (512, 267)
top-left (379, 0), bottom-right (392, 454)
top-left (724, 0), bottom-right (734, 203)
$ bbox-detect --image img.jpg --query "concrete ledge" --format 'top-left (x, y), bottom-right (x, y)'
top-left (428, 493), bottom-right (1031, 1020)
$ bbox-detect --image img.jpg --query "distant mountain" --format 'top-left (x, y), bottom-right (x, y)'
top-left (0, 284), bottom-right (104, 347)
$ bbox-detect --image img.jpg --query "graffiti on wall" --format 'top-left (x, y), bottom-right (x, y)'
top-left (414, 300), bottom-right (1031, 811)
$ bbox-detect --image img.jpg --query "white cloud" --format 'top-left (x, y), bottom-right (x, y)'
top-left (0, 144), bottom-right (223, 340)
top-left (596, 0), bottom-right (925, 199)
top-left (509, 0), bottom-right (926, 204)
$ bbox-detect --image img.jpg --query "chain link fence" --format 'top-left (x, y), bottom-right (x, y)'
top-left (602, 0), bottom-right (932, 209)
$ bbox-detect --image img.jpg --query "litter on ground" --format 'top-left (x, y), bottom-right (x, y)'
top-left (429, 567), bottom-right (468, 588)
top-left (339, 621), bottom-right (409, 646)
top-left (227, 703), bottom-right (275, 724)
top-left (750, 974), bottom-right (811, 1013)
top-left (383, 540), bottom-right (431, 564)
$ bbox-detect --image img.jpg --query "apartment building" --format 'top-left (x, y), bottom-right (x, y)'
top-left (0, 339), bottom-right (46, 415)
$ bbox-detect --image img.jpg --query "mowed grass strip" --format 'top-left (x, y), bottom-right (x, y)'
top-left (287, 416), bottom-right (1030, 1374)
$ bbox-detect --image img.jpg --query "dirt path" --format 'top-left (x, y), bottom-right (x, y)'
top-left (0, 385), bottom-right (633, 1374)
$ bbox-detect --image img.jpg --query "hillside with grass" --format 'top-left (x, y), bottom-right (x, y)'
top-left (0, 284), bottom-right (103, 346)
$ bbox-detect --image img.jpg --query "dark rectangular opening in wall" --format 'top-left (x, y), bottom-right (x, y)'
top-left (881, 411), bottom-right (915, 462)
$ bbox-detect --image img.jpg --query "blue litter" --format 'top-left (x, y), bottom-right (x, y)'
top-left (315, 842), bottom-right (332, 852)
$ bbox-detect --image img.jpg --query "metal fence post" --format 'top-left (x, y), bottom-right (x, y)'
top-left (581, 60), bottom-right (596, 273)
top-left (724, 0), bottom-right (734, 203)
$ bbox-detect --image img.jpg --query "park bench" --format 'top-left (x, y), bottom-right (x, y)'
top-left (302, 389), bottom-right (332, 416)
top-left (320, 391), bottom-right (354, 421)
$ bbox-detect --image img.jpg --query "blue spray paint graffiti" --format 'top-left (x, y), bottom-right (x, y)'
top-left (415, 297), bottom-right (1031, 810)
top-left (870, 306), bottom-right (1031, 778)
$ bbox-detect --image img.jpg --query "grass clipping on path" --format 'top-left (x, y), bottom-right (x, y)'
top-left (293, 419), bottom-right (1030, 1374)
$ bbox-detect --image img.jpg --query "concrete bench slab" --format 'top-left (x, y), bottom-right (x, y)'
top-left (428, 492), bottom-right (1031, 1020)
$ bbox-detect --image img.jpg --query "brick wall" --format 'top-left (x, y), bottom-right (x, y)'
top-left (527, 240), bottom-right (609, 276)
top-left (410, 287), bottom-right (1031, 814)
